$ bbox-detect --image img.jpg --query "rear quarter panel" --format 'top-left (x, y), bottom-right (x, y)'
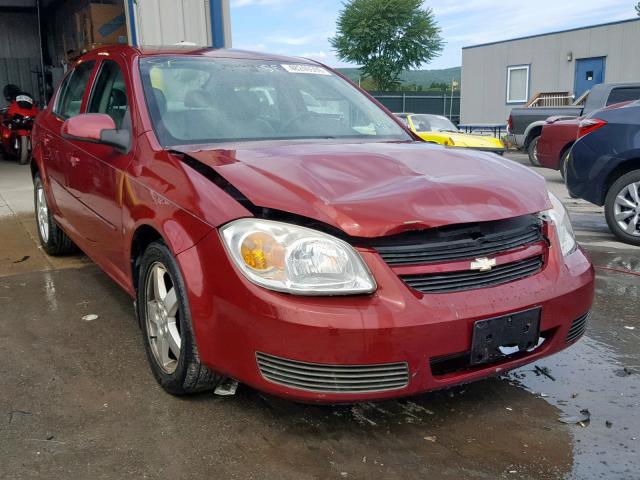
top-left (537, 120), bottom-right (579, 169)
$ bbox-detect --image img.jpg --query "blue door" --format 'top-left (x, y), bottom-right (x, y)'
top-left (575, 57), bottom-right (605, 98)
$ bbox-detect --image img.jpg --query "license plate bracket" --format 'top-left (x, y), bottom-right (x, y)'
top-left (470, 307), bottom-right (541, 365)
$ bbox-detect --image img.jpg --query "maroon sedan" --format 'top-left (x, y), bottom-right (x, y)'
top-left (536, 116), bottom-right (581, 178)
top-left (537, 102), bottom-right (634, 178)
top-left (30, 46), bottom-right (594, 403)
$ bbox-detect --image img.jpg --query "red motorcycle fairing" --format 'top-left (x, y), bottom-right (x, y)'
top-left (1, 98), bottom-right (39, 162)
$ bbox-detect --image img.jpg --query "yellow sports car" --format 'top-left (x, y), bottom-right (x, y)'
top-left (396, 113), bottom-right (505, 155)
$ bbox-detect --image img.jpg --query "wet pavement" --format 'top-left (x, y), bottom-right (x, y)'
top-left (0, 154), bottom-right (639, 479)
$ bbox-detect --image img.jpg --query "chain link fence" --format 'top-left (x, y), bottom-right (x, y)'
top-left (369, 92), bottom-right (461, 124)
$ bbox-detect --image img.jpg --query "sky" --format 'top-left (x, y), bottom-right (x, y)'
top-left (230, 0), bottom-right (636, 69)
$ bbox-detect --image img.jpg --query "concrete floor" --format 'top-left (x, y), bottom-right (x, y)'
top-left (0, 153), bottom-right (638, 479)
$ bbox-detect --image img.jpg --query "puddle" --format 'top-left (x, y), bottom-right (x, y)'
top-left (508, 262), bottom-right (640, 479)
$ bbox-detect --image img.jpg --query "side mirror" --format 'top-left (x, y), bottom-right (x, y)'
top-left (61, 113), bottom-right (130, 152)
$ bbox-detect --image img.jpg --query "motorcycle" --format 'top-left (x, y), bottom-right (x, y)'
top-left (0, 84), bottom-right (39, 165)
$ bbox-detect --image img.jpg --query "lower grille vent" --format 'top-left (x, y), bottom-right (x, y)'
top-left (256, 352), bottom-right (409, 393)
top-left (566, 312), bottom-right (589, 343)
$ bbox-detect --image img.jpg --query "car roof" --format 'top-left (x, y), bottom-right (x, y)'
top-left (82, 44), bottom-right (319, 64)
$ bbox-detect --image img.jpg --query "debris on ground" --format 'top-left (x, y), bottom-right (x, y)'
top-left (214, 379), bottom-right (238, 396)
top-left (624, 326), bottom-right (636, 330)
top-left (559, 408), bottom-right (591, 427)
top-left (423, 435), bottom-right (437, 442)
top-left (615, 367), bottom-right (636, 377)
top-left (12, 255), bottom-right (29, 264)
top-left (351, 406), bottom-right (377, 426)
top-left (81, 314), bottom-right (99, 321)
top-left (8, 410), bottom-right (32, 423)
top-left (606, 421), bottom-right (613, 428)
top-left (534, 365), bottom-right (556, 381)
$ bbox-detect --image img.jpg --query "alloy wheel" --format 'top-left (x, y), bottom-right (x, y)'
top-left (145, 262), bottom-right (182, 374)
top-left (36, 184), bottom-right (49, 243)
top-left (613, 181), bottom-right (640, 236)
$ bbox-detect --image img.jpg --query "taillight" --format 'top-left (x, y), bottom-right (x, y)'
top-left (577, 118), bottom-right (606, 138)
top-left (507, 115), bottom-right (513, 133)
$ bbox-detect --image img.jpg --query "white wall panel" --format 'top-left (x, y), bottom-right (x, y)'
top-left (135, 0), bottom-right (210, 46)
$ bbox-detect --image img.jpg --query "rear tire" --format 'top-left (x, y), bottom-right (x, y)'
top-left (559, 149), bottom-right (570, 181)
top-left (604, 171), bottom-right (640, 246)
top-left (34, 174), bottom-right (77, 255)
top-left (527, 136), bottom-right (540, 166)
top-left (18, 136), bottom-right (29, 165)
top-left (137, 241), bottom-right (224, 395)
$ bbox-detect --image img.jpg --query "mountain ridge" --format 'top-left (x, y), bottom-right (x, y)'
top-left (336, 66), bottom-right (461, 89)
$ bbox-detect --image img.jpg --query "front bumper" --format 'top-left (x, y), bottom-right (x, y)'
top-left (505, 133), bottom-right (526, 149)
top-left (178, 228), bottom-right (594, 403)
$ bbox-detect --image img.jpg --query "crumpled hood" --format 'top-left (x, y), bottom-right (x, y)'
top-left (177, 141), bottom-right (550, 237)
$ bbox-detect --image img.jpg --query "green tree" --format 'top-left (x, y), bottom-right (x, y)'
top-left (636, 1), bottom-right (640, 16)
top-left (330, 0), bottom-right (444, 91)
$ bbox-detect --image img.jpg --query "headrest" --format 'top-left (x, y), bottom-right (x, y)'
top-left (152, 88), bottom-right (167, 115)
top-left (110, 89), bottom-right (127, 107)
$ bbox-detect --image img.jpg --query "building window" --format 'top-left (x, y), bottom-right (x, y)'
top-left (506, 65), bottom-right (530, 104)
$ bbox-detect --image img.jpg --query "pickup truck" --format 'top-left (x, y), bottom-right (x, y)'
top-left (506, 82), bottom-right (640, 164)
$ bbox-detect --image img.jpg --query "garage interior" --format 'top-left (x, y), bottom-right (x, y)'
top-left (0, 0), bottom-right (230, 109)
top-left (0, 0), bottom-right (131, 108)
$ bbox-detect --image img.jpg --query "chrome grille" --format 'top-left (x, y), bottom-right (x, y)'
top-left (566, 312), bottom-right (589, 342)
top-left (256, 352), bottom-right (409, 393)
top-left (401, 255), bottom-right (543, 294)
top-left (371, 215), bottom-right (542, 266)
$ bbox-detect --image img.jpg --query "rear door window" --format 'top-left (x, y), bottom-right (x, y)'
top-left (606, 87), bottom-right (640, 106)
top-left (87, 60), bottom-right (130, 130)
top-left (54, 61), bottom-right (95, 118)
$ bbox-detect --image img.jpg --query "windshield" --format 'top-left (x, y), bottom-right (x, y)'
top-left (140, 57), bottom-right (410, 146)
top-left (410, 114), bottom-right (457, 132)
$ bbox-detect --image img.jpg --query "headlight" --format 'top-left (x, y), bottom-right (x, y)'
top-left (220, 219), bottom-right (377, 295)
top-left (541, 192), bottom-right (576, 256)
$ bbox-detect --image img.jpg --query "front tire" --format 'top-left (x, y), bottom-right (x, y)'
top-left (604, 171), bottom-right (640, 246)
top-left (34, 174), bottom-right (77, 255)
top-left (137, 241), bottom-right (223, 395)
top-left (527, 136), bottom-right (540, 166)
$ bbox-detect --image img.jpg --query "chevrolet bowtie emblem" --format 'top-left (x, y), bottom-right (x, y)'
top-left (470, 257), bottom-right (497, 272)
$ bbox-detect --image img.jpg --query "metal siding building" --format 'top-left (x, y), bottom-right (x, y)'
top-left (460, 18), bottom-right (640, 124)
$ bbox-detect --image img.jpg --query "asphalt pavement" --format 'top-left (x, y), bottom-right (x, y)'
top-left (0, 152), bottom-right (638, 480)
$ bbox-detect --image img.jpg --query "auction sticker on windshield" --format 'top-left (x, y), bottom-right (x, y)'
top-left (281, 64), bottom-right (331, 75)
